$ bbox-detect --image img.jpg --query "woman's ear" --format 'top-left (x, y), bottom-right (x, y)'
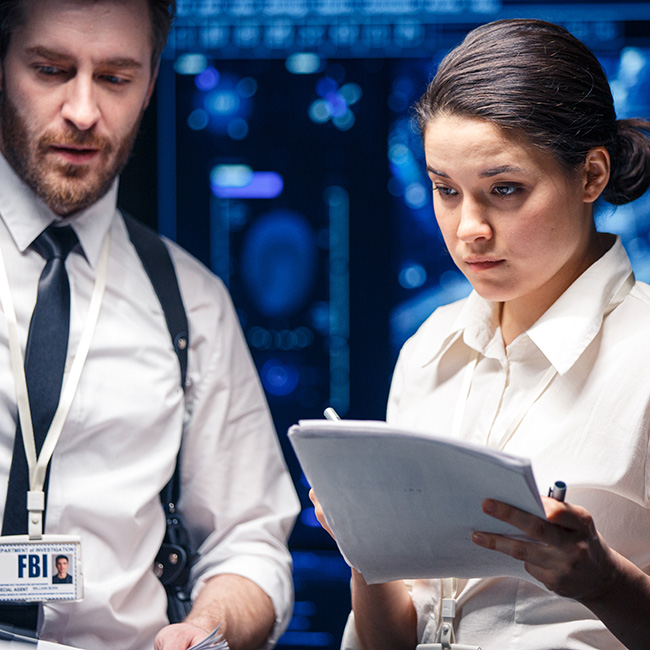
top-left (583, 147), bottom-right (611, 203)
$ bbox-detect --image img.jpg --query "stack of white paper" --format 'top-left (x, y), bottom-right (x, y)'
top-left (289, 419), bottom-right (546, 584)
top-left (0, 623), bottom-right (228, 650)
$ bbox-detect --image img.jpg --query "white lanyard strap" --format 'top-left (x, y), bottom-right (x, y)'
top-left (0, 230), bottom-right (111, 539)
top-left (487, 365), bottom-right (557, 450)
top-left (451, 342), bottom-right (558, 451)
top-left (451, 349), bottom-right (478, 440)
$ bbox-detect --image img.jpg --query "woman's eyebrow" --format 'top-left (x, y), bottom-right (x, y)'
top-left (479, 165), bottom-right (524, 178)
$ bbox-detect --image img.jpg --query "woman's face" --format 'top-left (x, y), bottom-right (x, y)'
top-left (424, 114), bottom-right (605, 330)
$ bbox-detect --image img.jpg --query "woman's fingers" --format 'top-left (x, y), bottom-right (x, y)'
top-left (309, 488), bottom-right (336, 539)
top-left (473, 498), bottom-right (615, 600)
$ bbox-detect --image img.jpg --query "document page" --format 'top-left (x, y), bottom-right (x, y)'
top-left (289, 419), bottom-right (546, 584)
top-left (0, 635), bottom-right (79, 650)
top-left (0, 624), bottom-right (228, 650)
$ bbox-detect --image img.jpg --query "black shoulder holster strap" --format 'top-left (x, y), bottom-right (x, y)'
top-left (122, 213), bottom-right (196, 622)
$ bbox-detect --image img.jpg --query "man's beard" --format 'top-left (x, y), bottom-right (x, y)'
top-left (0, 88), bottom-right (143, 216)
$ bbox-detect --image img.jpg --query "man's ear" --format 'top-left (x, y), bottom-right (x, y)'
top-left (583, 146), bottom-right (610, 204)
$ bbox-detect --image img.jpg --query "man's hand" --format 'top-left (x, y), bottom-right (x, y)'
top-left (154, 622), bottom-right (213, 650)
top-left (152, 574), bottom-right (275, 650)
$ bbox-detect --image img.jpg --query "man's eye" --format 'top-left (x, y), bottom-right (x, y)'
top-left (36, 65), bottom-right (64, 76)
top-left (101, 75), bottom-right (130, 86)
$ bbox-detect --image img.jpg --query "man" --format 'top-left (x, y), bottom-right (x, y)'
top-left (52, 556), bottom-right (72, 584)
top-left (0, 1), bottom-right (299, 649)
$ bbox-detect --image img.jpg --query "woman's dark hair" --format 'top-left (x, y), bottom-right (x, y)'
top-left (0, 0), bottom-right (176, 73)
top-left (415, 19), bottom-right (650, 205)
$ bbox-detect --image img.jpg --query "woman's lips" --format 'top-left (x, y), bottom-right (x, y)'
top-left (464, 257), bottom-right (505, 271)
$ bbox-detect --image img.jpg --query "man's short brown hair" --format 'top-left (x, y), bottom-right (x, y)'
top-left (0, 0), bottom-right (176, 73)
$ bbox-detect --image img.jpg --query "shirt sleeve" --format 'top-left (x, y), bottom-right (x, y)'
top-left (171, 246), bottom-right (300, 646)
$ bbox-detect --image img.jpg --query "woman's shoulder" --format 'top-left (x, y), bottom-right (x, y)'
top-left (630, 279), bottom-right (650, 306)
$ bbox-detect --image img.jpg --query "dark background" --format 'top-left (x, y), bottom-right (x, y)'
top-left (118, 2), bottom-right (650, 647)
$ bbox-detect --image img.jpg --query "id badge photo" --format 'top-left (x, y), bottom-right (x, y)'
top-left (0, 535), bottom-right (83, 602)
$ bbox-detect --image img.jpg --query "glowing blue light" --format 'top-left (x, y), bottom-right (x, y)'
top-left (619, 47), bottom-right (646, 85)
top-left (332, 111), bottom-right (355, 131)
top-left (187, 108), bottom-right (209, 131)
top-left (240, 211), bottom-right (317, 317)
top-left (316, 76), bottom-right (338, 98)
top-left (387, 177), bottom-right (402, 197)
top-left (195, 66), bottom-right (219, 91)
top-left (286, 52), bottom-right (322, 75)
top-left (404, 182), bottom-right (429, 209)
top-left (339, 82), bottom-right (362, 105)
top-left (204, 89), bottom-right (240, 116)
top-left (248, 327), bottom-right (272, 350)
top-left (236, 77), bottom-right (258, 98)
top-left (261, 359), bottom-right (299, 396)
top-left (399, 264), bottom-right (427, 289)
top-left (211, 167), bottom-right (284, 199)
top-left (440, 270), bottom-right (467, 291)
top-left (228, 118), bottom-right (249, 140)
top-left (310, 302), bottom-right (330, 335)
top-left (388, 143), bottom-right (412, 166)
top-left (325, 93), bottom-right (347, 118)
top-left (174, 53), bottom-right (208, 75)
top-left (211, 164), bottom-right (253, 188)
top-left (308, 99), bottom-right (330, 124)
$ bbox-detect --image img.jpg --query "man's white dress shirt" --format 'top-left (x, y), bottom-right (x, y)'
top-left (0, 154), bottom-right (299, 650)
top-left (344, 236), bottom-right (650, 649)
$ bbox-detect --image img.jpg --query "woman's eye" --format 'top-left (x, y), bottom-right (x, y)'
top-left (433, 185), bottom-right (458, 197)
top-left (493, 185), bottom-right (520, 197)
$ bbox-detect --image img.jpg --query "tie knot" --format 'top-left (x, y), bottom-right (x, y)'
top-left (32, 224), bottom-right (79, 261)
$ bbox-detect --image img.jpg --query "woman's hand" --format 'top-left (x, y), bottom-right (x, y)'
top-left (308, 488), bottom-right (336, 539)
top-left (471, 496), bottom-right (618, 601)
top-left (472, 496), bottom-right (650, 649)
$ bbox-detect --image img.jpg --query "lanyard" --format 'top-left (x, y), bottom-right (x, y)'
top-left (0, 230), bottom-right (111, 539)
top-left (451, 331), bottom-right (559, 451)
top-left (451, 271), bottom-right (635, 451)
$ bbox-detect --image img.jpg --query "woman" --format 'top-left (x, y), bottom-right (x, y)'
top-left (312, 18), bottom-right (650, 650)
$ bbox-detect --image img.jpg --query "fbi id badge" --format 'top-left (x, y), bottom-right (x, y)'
top-left (0, 535), bottom-right (82, 602)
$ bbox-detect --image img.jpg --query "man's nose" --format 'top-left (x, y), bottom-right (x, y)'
top-left (60, 76), bottom-right (101, 131)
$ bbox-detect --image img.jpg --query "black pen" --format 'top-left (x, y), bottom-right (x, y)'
top-left (548, 480), bottom-right (567, 502)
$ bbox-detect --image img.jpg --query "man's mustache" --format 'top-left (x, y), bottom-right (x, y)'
top-left (38, 129), bottom-right (113, 152)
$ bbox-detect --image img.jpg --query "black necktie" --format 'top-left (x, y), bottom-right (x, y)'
top-left (0, 225), bottom-right (78, 632)
top-left (3, 224), bottom-right (78, 535)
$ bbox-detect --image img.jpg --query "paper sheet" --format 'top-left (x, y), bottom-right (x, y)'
top-left (289, 419), bottom-right (546, 584)
top-left (0, 623), bottom-right (226, 650)
top-left (0, 634), bottom-right (79, 650)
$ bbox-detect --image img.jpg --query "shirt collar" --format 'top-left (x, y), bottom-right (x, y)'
top-left (420, 291), bottom-right (499, 367)
top-left (421, 236), bottom-right (633, 374)
top-left (526, 236), bottom-right (633, 374)
top-left (0, 151), bottom-right (118, 268)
